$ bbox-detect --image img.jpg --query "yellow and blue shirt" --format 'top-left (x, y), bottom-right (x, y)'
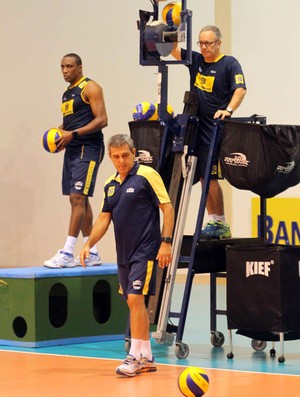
top-left (61, 76), bottom-right (103, 150)
top-left (101, 163), bottom-right (171, 264)
top-left (182, 49), bottom-right (246, 148)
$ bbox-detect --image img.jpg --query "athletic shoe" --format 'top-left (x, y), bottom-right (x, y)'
top-left (43, 250), bottom-right (76, 268)
top-left (138, 356), bottom-right (157, 373)
top-left (201, 220), bottom-right (232, 239)
top-left (116, 355), bottom-right (141, 377)
top-left (74, 252), bottom-right (102, 267)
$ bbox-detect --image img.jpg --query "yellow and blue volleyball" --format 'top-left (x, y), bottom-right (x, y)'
top-left (162, 2), bottom-right (182, 28)
top-left (42, 128), bottom-right (62, 153)
top-left (132, 102), bottom-right (156, 121)
top-left (151, 103), bottom-right (174, 120)
top-left (178, 367), bottom-right (209, 397)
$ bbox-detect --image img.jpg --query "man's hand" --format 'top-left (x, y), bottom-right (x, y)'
top-left (213, 109), bottom-right (232, 120)
top-left (55, 129), bottom-right (73, 151)
top-left (156, 242), bottom-right (172, 268)
top-left (79, 246), bottom-right (90, 269)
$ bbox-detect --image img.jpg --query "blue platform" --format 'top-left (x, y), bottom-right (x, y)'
top-left (0, 263), bottom-right (119, 279)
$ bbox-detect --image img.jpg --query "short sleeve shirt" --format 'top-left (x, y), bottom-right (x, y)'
top-left (182, 49), bottom-right (246, 147)
top-left (101, 163), bottom-right (171, 264)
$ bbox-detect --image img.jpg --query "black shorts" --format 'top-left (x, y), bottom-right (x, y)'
top-left (62, 144), bottom-right (104, 196)
top-left (193, 147), bottom-right (224, 184)
top-left (118, 259), bottom-right (157, 300)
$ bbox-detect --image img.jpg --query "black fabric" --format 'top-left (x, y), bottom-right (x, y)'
top-left (226, 244), bottom-right (300, 335)
top-left (179, 236), bottom-right (264, 273)
top-left (219, 121), bottom-right (300, 197)
top-left (128, 120), bottom-right (174, 187)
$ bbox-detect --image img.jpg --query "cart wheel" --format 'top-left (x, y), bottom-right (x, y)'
top-left (175, 342), bottom-right (189, 359)
top-left (124, 338), bottom-right (131, 354)
top-left (270, 348), bottom-right (276, 357)
top-left (227, 352), bottom-right (234, 359)
top-left (210, 331), bottom-right (225, 347)
top-left (278, 355), bottom-right (285, 364)
top-left (251, 339), bottom-right (267, 351)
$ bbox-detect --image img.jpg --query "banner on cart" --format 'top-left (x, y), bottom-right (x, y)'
top-left (252, 197), bottom-right (300, 245)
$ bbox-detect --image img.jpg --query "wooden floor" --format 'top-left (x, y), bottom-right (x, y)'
top-left (0, 350), bottom-right (299, 397)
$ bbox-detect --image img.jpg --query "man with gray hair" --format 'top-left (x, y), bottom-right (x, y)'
top-left (171, 25), bottom-right (247, 238)
top-left (80, 134), bottom-right (174, 377)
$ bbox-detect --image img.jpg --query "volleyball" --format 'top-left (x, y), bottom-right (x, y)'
top-left (178, 367), bottom-right (209, 397)
top-left (150, 103), bottom-right (174, 120)
top-left (162, 2), bottom-right (182, 28)
top-left (42, 128), bottom-right (62, 153)
top-left (132, 102), bottom-right (156, 121)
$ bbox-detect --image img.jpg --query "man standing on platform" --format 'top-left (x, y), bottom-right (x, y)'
top-left (80, 134), bottom-right (174, 377)
top-left (44, 53), bottom-right (108, 268)
top-left (171, 25), bottom-right (247, 238)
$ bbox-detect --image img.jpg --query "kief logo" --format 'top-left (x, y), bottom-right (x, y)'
top-left (246, 260), bottom-right (274, 277)
top-left (224, 152), bottom-right (250, 167)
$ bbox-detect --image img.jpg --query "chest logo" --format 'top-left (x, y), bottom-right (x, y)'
top-left (108, 186), bottom-right (115, 197)
top-left (194, 73), bottom-right (215, 92)
top-left (61, 99), bottom-right (74, 116)
top-left (126, 187), bottom-right (135, 193)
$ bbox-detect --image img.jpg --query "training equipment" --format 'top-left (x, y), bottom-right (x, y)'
top-left (132, 102), bottom-right (156, 121)
top-left (178, 367), bottom-right (209, 397)
top-left (0, 264), bottom-right (128, 347)
top-left (42, 128), bottom-right (62, 153)
top-left (162, 2), bottom-right (182, 28)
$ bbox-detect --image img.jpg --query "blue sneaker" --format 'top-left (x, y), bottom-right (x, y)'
top-left (201, 220), bottom-right (231, 239)
top-left (43, 250), bottom-right (76, 268)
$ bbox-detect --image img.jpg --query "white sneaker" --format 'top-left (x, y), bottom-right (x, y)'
top-left (116, 355), bottom-right (141, 377)
top-left (138, 356), bottom-right (157, 373)
top-left (74, 252), bottom-right (102, 267)
top-left (43, 250), bottom-right (76, 268)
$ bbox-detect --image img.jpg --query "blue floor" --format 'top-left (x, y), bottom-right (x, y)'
top-left (1, 276), bottom-right (300, 376)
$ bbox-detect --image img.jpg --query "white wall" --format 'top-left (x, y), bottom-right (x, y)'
top-left (230, 0), bottom-right (300, 237)
top-left (0, 0), bottom-right (299, 267)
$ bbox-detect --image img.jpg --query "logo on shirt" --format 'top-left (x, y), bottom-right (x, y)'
top-left (194, 72), bottom-right (215, 92)
top-left (126, 187), bottom-right (135, 193)
top-left (235, 74), bottom-right (245, 85)
top-left (108, 186), bottom-right (115, 196)
top-left (61, 99), bottom-right (74, 116)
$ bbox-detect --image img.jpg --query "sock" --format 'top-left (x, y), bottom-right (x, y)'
top-left (129, 338), bottom-right (143, 360)
top-left (216, 215), bottom-right (226, 223)
top-left (208, 214), bottom-right (217, 222)
top-left (140, 339), bottom-right (152, 360)
top-left (83, 236), bottom-right (98, 255)
top-left (62, 236), bottom-right (77, 254)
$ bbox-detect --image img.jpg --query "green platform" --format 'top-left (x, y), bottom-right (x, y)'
top-left (0, 264), bottom-right (128, 347)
